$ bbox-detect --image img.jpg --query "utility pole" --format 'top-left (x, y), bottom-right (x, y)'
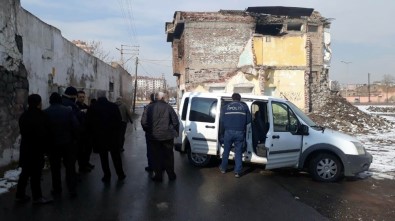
top-left (368, 73), bottom-right (371, 103)
top-left (132, 57), bottom-right (138, 113)
top-left (116, 45), bottom-right (139, 68)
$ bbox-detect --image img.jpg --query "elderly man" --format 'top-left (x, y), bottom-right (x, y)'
top-left (141, 92), bottom-right (179, 182)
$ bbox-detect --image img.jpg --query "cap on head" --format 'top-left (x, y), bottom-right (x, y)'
top-left (64, 86), bottom-right (78, 96)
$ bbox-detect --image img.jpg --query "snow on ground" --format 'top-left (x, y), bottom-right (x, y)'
top-left (356, 105), bottom-right (395, 180)
top-left (1, 105), bottom-right (395, 196)
top-left (0, 168), bottom-right (20, 195)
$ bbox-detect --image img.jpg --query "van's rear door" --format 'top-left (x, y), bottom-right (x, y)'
top-left (185, 94), bottom-right (220, 156)
top-left (265, 99), bottom-right (302, 169)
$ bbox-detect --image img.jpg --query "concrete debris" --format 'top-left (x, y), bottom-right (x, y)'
top-left (307, 95), bottom-right (395, 135)
top-left (367, 106), bottom-right (395, 113)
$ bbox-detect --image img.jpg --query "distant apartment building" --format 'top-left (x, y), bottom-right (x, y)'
top-left (166, 6), bottom-right (332, 111)
top-left (72, 40), bottom-right (94, 54)
top-left (133, 75), bottom-right (166, 99)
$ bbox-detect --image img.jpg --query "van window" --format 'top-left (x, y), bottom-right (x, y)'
top-left (181, 98), bottom-right (189, 120)
top-left (189, 97), bottom-right (217, 123)
top-left (272, 102), bottom-right (298, 133)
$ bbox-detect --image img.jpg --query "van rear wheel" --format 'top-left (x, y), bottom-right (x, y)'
top-left (309, 153), bottom-right (343, 182)
top-left (187, 149), bottom-right (211, 167)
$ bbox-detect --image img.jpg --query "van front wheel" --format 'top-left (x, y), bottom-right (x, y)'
top-left (309, 153), bottom-right (343, 182)
top-left (187, 149), bottom-right (211, 167)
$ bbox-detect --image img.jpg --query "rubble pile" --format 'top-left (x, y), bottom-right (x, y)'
top-left (366, 106), bottom-right (395, 113)
top-left (307, 95), bottom-right (395, 135)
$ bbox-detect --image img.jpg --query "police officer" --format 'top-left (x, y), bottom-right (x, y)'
top-left (219, 93), bottom-right (251, 178)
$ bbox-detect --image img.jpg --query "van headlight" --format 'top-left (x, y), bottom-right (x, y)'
top-left (351, 142), bottom-right (366, 155)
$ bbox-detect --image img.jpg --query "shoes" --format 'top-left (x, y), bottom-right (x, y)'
top-left (101, 176), bottom-right (111, 183)
top-left (118, 174), bottom-right (126, 181)
top-left (219, 167), bottom-right (226, 174)
top-left (15, 195), bottom-right (31, 203)
top-left (87, 163), bottom-right (95, 169)
top-left (79, 166), bottom-right (92, 173)
top-left (69, 191), bottom-right (77, 198)
top-left (151, 175), bottom-right (163, 182)
top-left (168, 173), bottom-right (177, 181)
top-left (33, 197), bottom-right (53, 205)
top-left (145, 167), bottom-right (153, 172)
top-left (51, 189), bottom-right (62, 197)
top-left (235, 173), bottom-right (241, 178)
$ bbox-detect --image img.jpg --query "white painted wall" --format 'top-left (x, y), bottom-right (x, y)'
top-left (0, 0), bottom-right (133, 167)
top-left (17, 8), bottom-right (131, 107)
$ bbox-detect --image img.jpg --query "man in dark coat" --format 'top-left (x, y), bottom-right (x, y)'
top-left (45, 92), bottom-right (79, 197)
top-left (86, 92), bottom-right (125, 182)
top-left (16, 94), bottom-right (52, 204)
top-left (76, 90), bottom-right (94, 172)
top-left (141, 92), bottom-right (179, 182)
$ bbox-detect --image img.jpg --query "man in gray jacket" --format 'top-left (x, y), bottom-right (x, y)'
top-left (141, 92), bottom-right (179, 182)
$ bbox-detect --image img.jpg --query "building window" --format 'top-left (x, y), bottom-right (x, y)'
top-left (255, 24), bottom-right (283, 35)
top-left (109, 82), bottom-right (114, 92)
top-left (308, 25), bottom-right (318, 32)
top-left (287, 23), bottom-right (303, 31)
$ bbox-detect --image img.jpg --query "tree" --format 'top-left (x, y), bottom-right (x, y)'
top-left (72, 40), bottom-right (114, 63)
top-left (88, 41), bottom-right (113, 63)
top-left (382, 74), bottom-right (394, 103)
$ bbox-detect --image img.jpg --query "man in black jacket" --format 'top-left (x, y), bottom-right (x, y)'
top-left (141, 92), bottom-right (179, 182)
top-left (16, 94), bottom-right (52, 204)
top-left (45, 92), bottom-right (79, 197)
top-left (86, 92), bottom-right (125, 182)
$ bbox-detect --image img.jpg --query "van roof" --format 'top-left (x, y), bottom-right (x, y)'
top-left (182, 92), bottom-right (287, 102)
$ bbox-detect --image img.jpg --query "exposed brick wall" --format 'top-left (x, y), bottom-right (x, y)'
top-left (0, 64), bottom-right (29, 165)
top-left (183, 20), bottom-right (254, 86)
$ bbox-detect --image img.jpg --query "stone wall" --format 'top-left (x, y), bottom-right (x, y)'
top-left (0, 0), bottom-right (133, 167)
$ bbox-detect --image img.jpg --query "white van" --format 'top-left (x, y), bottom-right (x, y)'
top-left (175, 92), bottom-right (372, 182)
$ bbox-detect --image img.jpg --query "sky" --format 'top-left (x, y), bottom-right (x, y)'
top-left (20, 0), bottom-right (395, 87)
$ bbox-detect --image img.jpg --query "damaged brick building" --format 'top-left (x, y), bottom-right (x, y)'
top-left (166, 6), bottom-right (332, 111)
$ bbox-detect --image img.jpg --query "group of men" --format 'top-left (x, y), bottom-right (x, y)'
top-left (16, 87), bottom-right (248, 204)
top-left (16, 87), bottom-right (132, 204)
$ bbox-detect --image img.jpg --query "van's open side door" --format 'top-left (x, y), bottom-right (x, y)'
top-left (185, 95), bottom-right (220, 156)
top-left (265, 99), bottom-right (303, 169)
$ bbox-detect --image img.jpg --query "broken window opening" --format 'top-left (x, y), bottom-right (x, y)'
top-left (308, 25), bottom-right (318, 32)
top-left (255, 24), bottom-right (283, 35)
top-left (287, 23), bottom-right (303, 31)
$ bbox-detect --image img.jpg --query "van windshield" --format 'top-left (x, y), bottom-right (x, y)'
top-left (286, 101), bottom-right (316, 127)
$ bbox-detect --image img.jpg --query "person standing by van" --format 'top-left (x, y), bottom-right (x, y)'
top-left (141, 92), bottom-right (179, 182)
top-left (219, 93), bottom-right (251, 178)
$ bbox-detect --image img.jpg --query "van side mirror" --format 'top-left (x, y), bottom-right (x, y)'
top-left (297, 125), bottom-right (309, 135)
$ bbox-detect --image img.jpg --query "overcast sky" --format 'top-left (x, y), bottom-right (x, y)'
top-left (21, 0), bottom-right (395, 87)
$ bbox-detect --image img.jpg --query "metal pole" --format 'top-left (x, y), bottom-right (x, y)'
top-left (368, 73), bottom-right (371, 103)
top-left (132, 57), bottom-right (138, 113)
